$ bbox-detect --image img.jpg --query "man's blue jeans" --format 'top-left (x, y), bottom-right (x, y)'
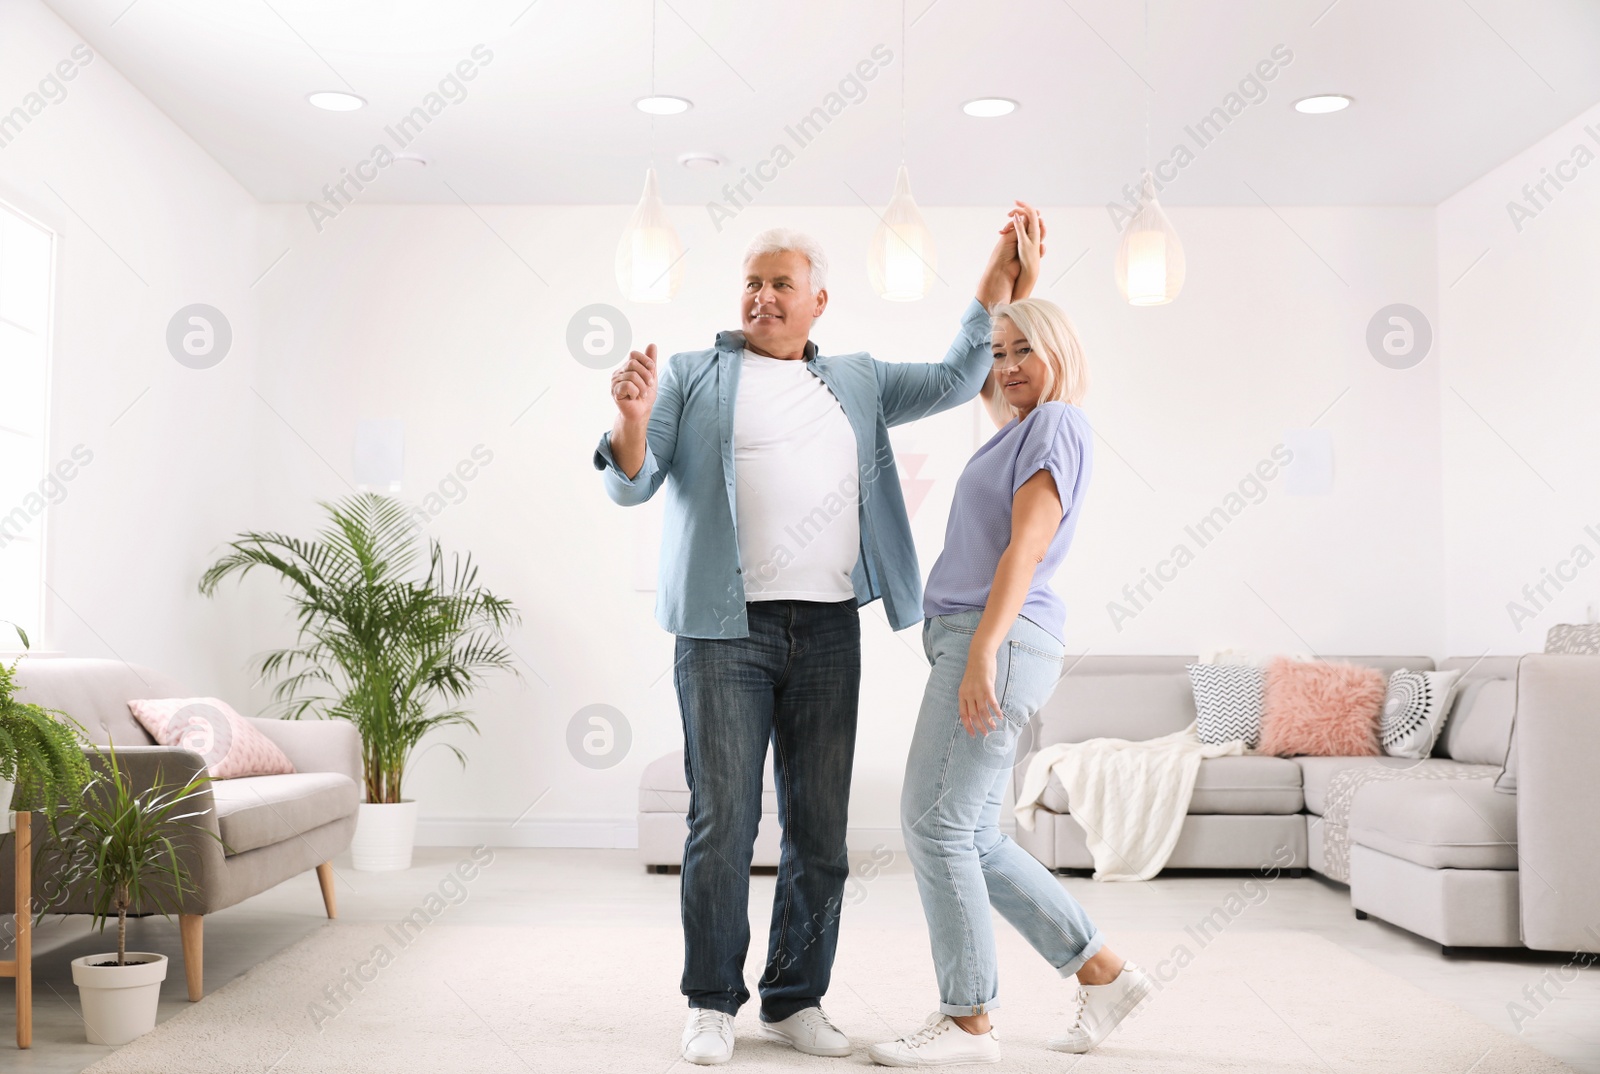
top-left (673, 597), bottom-right (861, 1022)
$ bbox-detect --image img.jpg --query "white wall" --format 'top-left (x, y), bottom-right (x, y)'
top-left (248, 199), bottom-right (1441, 844)
top-left (1437, 100), bottom-right (1600, 656)
top-left (0, 0), bottom-right (262, 695)
top-left (3, 0), bottom-right (1494, 847)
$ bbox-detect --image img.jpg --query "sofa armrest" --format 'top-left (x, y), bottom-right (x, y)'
top-left (1, 745), bottom-right (227, 917)
top-left (80, 744), bottom-right (220, 834)
top-left (246, 717), bottom-right (363, 792)
top-left (1514, 654), bottom-right (1600, 953)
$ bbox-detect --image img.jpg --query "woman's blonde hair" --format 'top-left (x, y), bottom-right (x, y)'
top-left (982, 297), bottom-right (1090, 427)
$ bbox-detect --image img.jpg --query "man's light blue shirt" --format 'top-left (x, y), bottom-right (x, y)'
top-left (592, 298), bottom-right (994, 639)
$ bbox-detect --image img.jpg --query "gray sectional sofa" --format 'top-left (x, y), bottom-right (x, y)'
top-left (1012, 653), bottom-right (1600, 954)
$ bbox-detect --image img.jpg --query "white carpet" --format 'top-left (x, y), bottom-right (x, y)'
top-left (81, 922), bottom-right (1574, 1073)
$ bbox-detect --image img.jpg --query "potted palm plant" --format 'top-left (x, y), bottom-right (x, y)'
top-left (199, 493), bottom-right (518, 871)
top-left (0, 622), bottom-right (93, 820)
top-left (43, 744), bottom-right (221, 1044)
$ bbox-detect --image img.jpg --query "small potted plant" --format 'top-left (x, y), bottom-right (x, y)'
top-left (42, 744), bottom-right (222, 1045)
top-left (0, 622), bottom-right (93, 820)
top-left (199, 493), bottom-right (518, 871)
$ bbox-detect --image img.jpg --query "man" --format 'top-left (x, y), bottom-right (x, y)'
top-left (593, 221), bottom-right (1031, 1065)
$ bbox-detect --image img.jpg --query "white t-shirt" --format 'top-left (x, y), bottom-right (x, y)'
top-left (732, 349), bottom-right (860, 602)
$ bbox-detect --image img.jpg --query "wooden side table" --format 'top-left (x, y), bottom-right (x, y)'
top-left (0, 811), bottom-right (31, 1048)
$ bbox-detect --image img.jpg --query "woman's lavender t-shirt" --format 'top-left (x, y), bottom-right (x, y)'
top-left (922, 401), bottom-right (1093, 643)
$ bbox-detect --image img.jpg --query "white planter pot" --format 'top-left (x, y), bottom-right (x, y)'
top-left (71, 952), bottom-right (168, 1045)
top-left (350, 799), bottom-right (419, 871)
top-left (0, 776), bottom-right (13, 819)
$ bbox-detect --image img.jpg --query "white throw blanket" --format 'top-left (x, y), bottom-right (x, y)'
top-left (1014, 721), bottom-right (1244, 881)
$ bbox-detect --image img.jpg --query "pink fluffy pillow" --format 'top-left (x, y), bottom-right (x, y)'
top-left (128, 697), bottom-right (296, 779)
top-left (1258, 657), bottom-right (1386, 757)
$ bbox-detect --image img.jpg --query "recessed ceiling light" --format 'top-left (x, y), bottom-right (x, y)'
top-left (393, 153), bottom-right (428, 166)
top-left (307, 91), bottom-right (366, 112)
top-left (962, 98), bottom-right (1018, 118)
top-left (677, 152), bottom-right (722, 170)
top-left (1294, 94), bottom-right (1352, 114)
top-left (635, 95), bottom-right (692, 115)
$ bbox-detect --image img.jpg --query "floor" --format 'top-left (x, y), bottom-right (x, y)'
top-left (2, 847), bottom-right (1598, 1072)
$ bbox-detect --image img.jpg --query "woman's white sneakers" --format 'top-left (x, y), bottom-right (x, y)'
top-left (759, 1006), bottom-right (853, 1056)
top-left (681, 1009), bottom-right (735, 1065)
top-left (684, 970), bottom-right (1150, 1069)
top-left (1047, 961), bottom-right (1154, 1053)
top-left (868, 1012), bottom-right (1002, 1067)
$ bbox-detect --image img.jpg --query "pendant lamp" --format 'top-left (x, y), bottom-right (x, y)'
top-left (1115, 172), bottom-right (1185, 306)
top-left (869, 0), bottom-right (936, 302)
top-left (615, 166), bottom-right (685, 303)
top-left (869, 165), bottom-right (938, 301)
top-left (1115, 0), bottom-right (1184, 306)
top-left (615, 0), bottom-right (685, 304)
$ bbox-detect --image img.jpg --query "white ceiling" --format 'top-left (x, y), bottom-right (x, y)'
top-left (44, 0), bottom-right (1600, 207)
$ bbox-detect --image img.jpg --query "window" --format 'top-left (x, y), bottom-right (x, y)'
top-left (0, 200), bottom-right (56, 648)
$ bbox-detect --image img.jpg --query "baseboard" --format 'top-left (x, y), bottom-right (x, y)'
top-left (411, 818), bottom-right (935, 852)
top-left (414, 816), bottom-right (638, 848)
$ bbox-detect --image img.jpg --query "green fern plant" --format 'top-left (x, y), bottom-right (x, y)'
top-left (198, 493), bottom-right (519, 805)
top-left (0, 622), bottom-right (92, 817)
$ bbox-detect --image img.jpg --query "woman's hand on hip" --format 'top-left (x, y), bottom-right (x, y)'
top-left (958, 652), bottom-right (1003, 736)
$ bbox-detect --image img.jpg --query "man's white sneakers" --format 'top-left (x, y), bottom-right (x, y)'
top-left (868, 1012), bottom-right (1001, 1067)
top-left (1047, 960), bottom-right (1154, 1053)
top-left (759, 1006), bottom-right (853, 1057)
top-left (681, 1009), bottom-right (735, 1065)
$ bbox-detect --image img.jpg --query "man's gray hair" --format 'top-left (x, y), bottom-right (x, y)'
top-left (743, 228), bottom-right (829, 292)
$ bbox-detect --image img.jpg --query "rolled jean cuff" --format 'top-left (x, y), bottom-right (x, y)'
top-left (689, 996), bottom-right (741, 1017)
top-left (1055, 929), bottom-right (1107, 978)
top-left (761, 998), bottom-right (821, 1023)
top-left (938, 997), bottom-right (1000, 1018)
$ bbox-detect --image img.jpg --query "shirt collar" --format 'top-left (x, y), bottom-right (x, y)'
top-left (716, 330), bottom-right (817, 361)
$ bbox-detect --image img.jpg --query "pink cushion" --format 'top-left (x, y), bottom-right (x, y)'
top-left (127, 698), bottom-right (296, 779)
top-left (1258, 657), bottom-right (1386, 757)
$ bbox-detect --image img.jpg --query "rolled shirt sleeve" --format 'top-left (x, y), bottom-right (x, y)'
top-left (874, 298), bottom-right (994, 427)
top-left (592, 432), bottom-right (662, 506)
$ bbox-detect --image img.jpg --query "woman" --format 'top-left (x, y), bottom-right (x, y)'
top-left (870, 204), bottom-right (1151, 1066)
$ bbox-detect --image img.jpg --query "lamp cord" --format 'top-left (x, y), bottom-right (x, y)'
top-left (649, 0), bottom-right (658, 170)
top-left (1142, 0), bottom-right (1150, 181)
top-left (900, 0), bottom-right (907, 165)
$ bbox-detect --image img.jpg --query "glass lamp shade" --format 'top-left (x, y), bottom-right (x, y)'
top-left (1115, 173), bottom-right (1185, 306)
top-left (868, 164), bottom-right (938, 302)
top-left (615, 167), bottom-right (686, 303)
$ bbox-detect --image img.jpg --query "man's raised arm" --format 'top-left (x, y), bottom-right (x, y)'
top-left (592, 342), bottom-right (681, 506)
top-left (875, 204), bottom-right (1044, 427)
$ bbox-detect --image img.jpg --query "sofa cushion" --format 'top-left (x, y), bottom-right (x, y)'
top-left (1379, 668), bottom-right (1462, 759)
top-left (1259, 658), bottom-right (1386, 757)
top-left (1034, 672), bottom-right (1197, 745)
top-left (1038, 754), bottom-right (1304, 816)
top-left (209, 772), bottom-right (360, 856)
top-left (127, 696), bottom-right (296, 779)
top-left (1186, 664), bottom-right (1264, 747)
top-left (1296, 755), bottom-right (1429, 815)
top-left (13, 659), bottom-right (187, 747)
top-left (638, 750), bottom-right (778, 814)
top-left (1348, 777), bottom-right (1517, 870)
top-left (1435, 677), bottom-right (1515, 765)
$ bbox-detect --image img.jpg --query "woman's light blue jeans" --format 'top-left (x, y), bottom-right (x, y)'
top-left (901, 610), bottom-right (1104, 1016)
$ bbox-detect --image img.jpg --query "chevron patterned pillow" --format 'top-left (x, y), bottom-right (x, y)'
top-left (1186, 663), bottom-right (1265, 747)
